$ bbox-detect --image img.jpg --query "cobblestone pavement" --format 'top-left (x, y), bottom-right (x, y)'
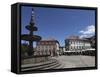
top-left (53, 55), bottom-right (95, 68)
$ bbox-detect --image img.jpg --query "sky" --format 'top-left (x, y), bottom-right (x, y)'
top-left (21, 6), bottom-right (95, 46)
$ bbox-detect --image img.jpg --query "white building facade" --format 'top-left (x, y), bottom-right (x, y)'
top-left (65, 36), bottom-right (91, 52)
top-left (36, 40), bottom-right (60, 56)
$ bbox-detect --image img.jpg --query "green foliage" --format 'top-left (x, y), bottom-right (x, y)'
top-left (21, 44), bottom-right (29, 53)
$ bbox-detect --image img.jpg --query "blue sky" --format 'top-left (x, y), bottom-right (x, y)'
top-left (21, 6), bottom-right (95, 46)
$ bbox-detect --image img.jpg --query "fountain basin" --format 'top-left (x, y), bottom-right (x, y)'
top-left (21, 34), bottom-right (41, 41)
top-left (26, 25), bottom-right (38, 31)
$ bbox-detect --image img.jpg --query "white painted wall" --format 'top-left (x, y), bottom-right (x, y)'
top-left (56, 43), bottom-right (59, 50)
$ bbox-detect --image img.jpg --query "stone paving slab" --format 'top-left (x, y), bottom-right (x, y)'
top-left (53, 55), bottom-right (95, 68)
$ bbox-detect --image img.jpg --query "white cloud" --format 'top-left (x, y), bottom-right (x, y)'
top-left (79, 25), bottom-right (95, 38)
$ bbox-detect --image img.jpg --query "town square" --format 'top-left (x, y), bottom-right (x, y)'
top-left (21, 6), bottom-right (96, 71)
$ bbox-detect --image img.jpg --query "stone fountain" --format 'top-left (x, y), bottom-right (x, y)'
top-left (21, 8), bottom-right (50, 64)
top-left (21, 8), bottom-right (61, 71)
top-left (21, 8), bottom-right (41, 56)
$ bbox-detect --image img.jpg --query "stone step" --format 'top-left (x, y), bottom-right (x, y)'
top-left (22, 60), bottom-right (58, 71)
top-left (54, 63), bottom-right (65, 69)
top-left (21, 59), bottom-right (61, 71)
top-left (43, 61), bottom-right (61, 69)
top-left (22, 61), bottom-right (58, 71)
top-left (21, 59), bottom-right (56, 68)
